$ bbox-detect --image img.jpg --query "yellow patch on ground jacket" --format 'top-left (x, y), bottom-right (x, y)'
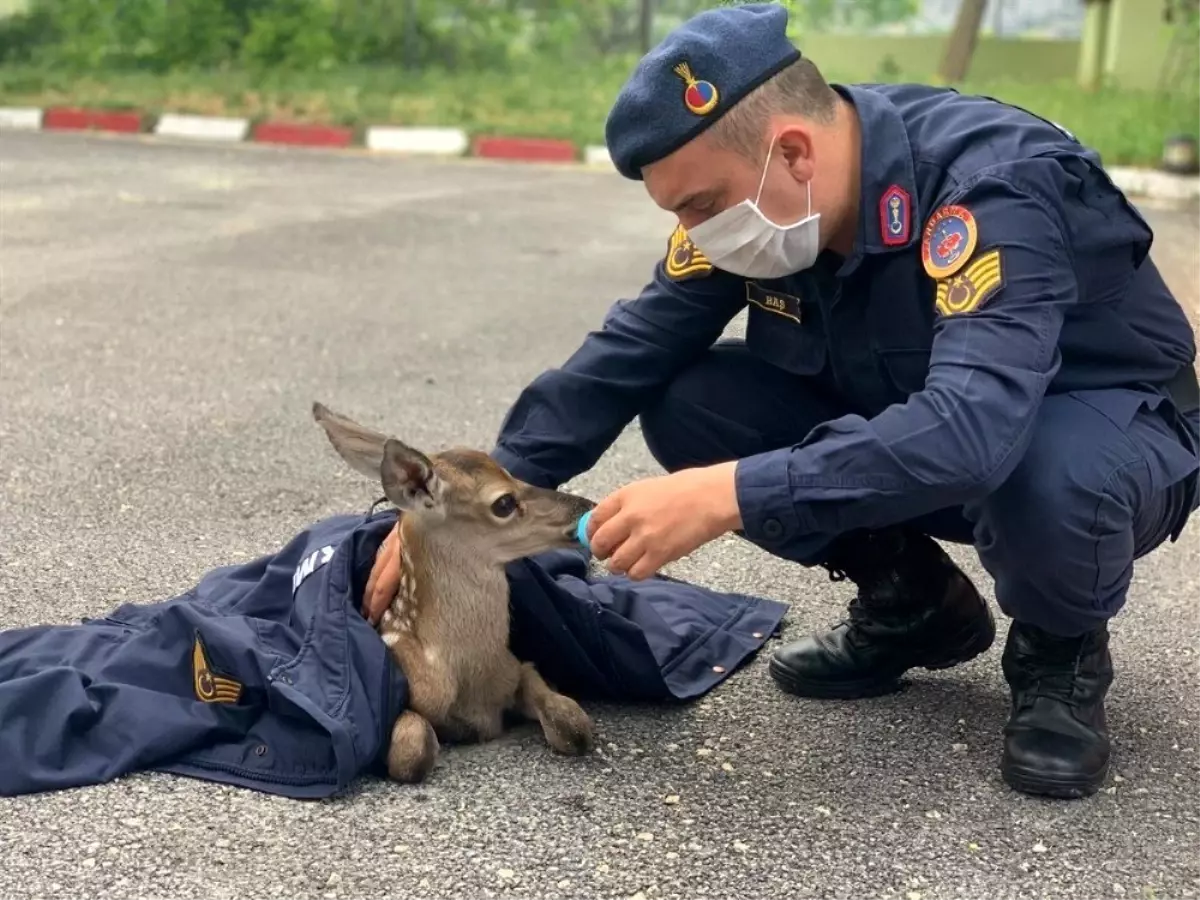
top-left (193, 634), bottom-right (244, 704)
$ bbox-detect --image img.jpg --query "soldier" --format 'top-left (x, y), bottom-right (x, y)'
top-left (367, 2), bottom-right (1198, 798)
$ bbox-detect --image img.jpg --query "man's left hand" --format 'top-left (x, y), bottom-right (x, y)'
top-left (586, 461), bottom-right (742, 580)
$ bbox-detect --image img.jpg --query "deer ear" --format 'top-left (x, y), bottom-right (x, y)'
top-left (381, 438), bottom-right (443, 513)
top-left (311, 401), bottom-right (392, 481)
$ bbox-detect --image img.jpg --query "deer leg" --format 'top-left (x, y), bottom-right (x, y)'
top-left (379, 616), bottom-right (455, 782)
top-left (513, 662), bottom-right (594, 756)
top-left (387, 710), bottom-right (439, 783)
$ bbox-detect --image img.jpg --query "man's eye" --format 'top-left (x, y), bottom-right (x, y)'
top-left (490, 494), bottom-right (518, 518)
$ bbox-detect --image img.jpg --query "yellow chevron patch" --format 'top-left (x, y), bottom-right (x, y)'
top-left (934, 248), bottom-right (1004, 316)
top-left (664, 223), bottom-right (712, 281)
top-left (193, 635), bottom-right (243, 704)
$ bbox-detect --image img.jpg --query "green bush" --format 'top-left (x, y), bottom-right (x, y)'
top-left (0, 0), bottom-right (661, 72)
top-left (0, 0), bottom-right (245, 70)
top-left (240, 0), bottom-right (338, 71)
top-left (0, 0), bottom-right (369, 70)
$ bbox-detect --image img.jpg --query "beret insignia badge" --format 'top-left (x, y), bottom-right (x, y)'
top-left (673, 62), bottom-right (719, 116)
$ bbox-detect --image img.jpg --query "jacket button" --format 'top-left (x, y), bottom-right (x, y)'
top-left (762, 518), bottom-right (784, 540)
top-left (254, 744), bottom-right (268, 757)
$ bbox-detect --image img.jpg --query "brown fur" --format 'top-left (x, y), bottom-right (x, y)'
top-left (311, 401), bottom-right (596, 782)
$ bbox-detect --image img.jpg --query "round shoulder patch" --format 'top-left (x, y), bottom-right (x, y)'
top-left (921, 205), bottom-right (978, 279)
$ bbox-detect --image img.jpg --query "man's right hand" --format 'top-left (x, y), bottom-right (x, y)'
top-left (363, 523), bottom-right (401, 625)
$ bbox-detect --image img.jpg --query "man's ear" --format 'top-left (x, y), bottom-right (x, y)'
top-left (381, 439), bottom-right (444, 513)
top-left (776, 124), bottom-right (815, 182)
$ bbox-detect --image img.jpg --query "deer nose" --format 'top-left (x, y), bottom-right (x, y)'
top-left (563, 492), bottom-right (596, 514)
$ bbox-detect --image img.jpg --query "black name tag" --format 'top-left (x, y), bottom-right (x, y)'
top-left (745, 282), bottom-right (802, 323)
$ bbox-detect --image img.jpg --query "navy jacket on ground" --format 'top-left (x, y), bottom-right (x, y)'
top-left (0, 509), bottom-right (787, 799)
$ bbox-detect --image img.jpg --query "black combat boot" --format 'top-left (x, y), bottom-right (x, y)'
top-left (769, 527), bottom-right (995, 698)
top-left (1000, 620), bottom-right (1113, 799)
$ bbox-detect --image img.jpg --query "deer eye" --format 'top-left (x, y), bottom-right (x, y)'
top-left (490, 493), bottom-right (518, 519)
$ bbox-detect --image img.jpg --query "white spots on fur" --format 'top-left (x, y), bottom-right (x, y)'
top-left (378, 543), bottom-right (419, 642)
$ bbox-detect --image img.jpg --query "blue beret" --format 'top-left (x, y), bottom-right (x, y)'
top-left (604, 3), bottom-right (802, 180)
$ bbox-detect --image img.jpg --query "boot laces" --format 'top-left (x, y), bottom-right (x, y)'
top-left (826, 564), bottom-right (913, 635)
top-left (821, 529), bottom-right (946, 642)
top-left (1030, 662), bottom-right (1081, 706)
top-left (1012, 638), bottom-right (1090, 707)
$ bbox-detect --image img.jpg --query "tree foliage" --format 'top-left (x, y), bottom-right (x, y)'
top-left (0, 0), bottom-right (921, 72)
top-left (1160, 0), bottom-right (1200, 93)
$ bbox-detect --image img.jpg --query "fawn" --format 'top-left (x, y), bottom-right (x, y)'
top-left (311, 401), bottom-right (597, 782)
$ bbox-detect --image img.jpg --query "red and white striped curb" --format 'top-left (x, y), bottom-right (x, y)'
top-left (1104, 166), bottom-right (1200, 204)
top-left (584, 144), bottom-right (612, 166)
top-left (0, 106), bottom-right (41, 129)
top-left (366, 125), bottom-right (469, 156)
top-left (43, 106), bottom-right (142, 133)
top-left (154, 113), bottom-right (248, 142)
top-left (1, 104), bottom-right (1195, 201)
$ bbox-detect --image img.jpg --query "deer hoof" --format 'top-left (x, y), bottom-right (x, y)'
top-left (387, 711), bottom-right (439, 782)
top-left (540, 694), bottom-right (595, 756)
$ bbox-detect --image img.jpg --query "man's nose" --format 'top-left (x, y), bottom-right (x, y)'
top-left (676, 211), bottom-right (711, 231)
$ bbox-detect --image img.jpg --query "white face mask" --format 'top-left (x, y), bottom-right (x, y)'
top-left (685, 136), bottom-right (821, 279)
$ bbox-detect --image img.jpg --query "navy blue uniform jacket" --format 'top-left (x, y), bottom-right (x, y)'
top-left (0, 509), bottom-right (787, 798)
top-left (491, 84), bottom-right (1199, 547)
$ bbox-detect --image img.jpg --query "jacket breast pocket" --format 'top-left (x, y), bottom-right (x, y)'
top-left (744, 294), bottom-right (828, 377)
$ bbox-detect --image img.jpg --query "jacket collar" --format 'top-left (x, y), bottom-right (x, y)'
top-left (829, 83), bottom-right (920, 275)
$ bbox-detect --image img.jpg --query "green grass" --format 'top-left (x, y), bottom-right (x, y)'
top-left (0, 59), bottom-right (1195, 166)
top-left (941, 77), bottom-right (1200, 168)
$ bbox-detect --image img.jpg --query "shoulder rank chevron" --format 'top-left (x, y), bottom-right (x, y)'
top-left (664, 223), bottom-right (713, 280)
top-left (192, 633), bottom-right (244, 704)
top-left (934, 248), bottom-right (1005, 316)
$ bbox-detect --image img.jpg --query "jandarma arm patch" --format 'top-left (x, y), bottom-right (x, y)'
top-left (934, 248), bottom-right (1005, 316)
top-left (921, 204), bottom-right (977, 279)
top-left (664, 223), bottom-right (713, 280)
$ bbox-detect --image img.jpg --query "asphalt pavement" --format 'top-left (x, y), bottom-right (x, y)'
top-left (1, 130), bottom-right (1198, 900)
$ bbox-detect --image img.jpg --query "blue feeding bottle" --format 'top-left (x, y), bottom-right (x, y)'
top-left (575, 510), bottom-right (593, 554)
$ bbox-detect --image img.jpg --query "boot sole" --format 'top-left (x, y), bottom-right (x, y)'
top-left (768, 613), bottom-right (996, 700)
top-left (1001, 762), bottom-right (1108, 799)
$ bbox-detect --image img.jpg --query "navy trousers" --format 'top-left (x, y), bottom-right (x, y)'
top-left (639, 340), bottom-right (1200, 637)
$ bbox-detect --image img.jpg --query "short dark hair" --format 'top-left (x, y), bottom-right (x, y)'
top-left (707, 56), bottom-right (840, 162)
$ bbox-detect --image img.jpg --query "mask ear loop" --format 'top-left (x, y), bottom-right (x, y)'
top-left (752, 132), bottom-right (779, 206)
top-left (753, 133), bottom-right (814, 221)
